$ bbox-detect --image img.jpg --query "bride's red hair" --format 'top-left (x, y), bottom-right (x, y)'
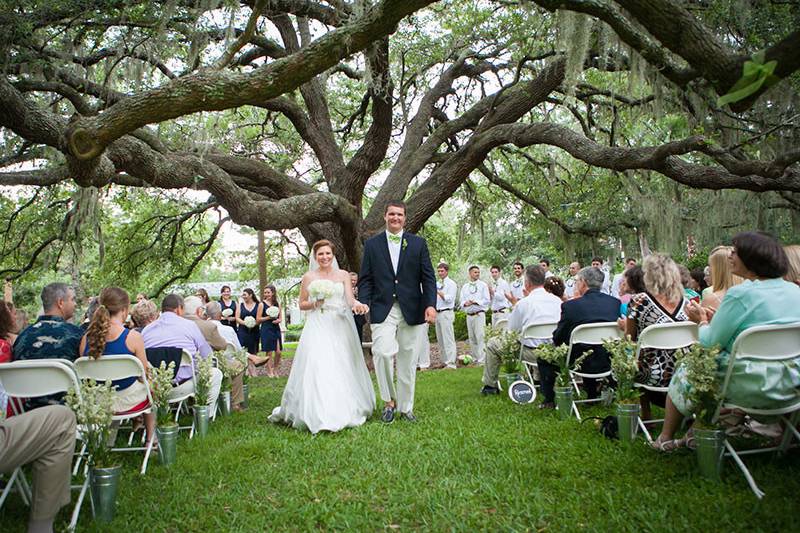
top-left (312, 239), bottom-right (335, 255)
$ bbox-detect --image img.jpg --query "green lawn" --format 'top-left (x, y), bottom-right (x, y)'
top-left (3, 368), bottom-right (799, 531)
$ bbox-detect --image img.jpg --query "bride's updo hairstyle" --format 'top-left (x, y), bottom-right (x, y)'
top-left (312, 239), bottom-right (335, 256)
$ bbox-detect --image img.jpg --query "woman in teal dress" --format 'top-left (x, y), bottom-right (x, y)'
top-left (652, 231), bottom-right (800, 451)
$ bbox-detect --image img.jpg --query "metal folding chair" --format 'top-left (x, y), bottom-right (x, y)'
top-left (519, 322), bottom-right (558, 385)
top-left (631, 322), bottom-right (698, 443)
top-left (169, 350), bottom-right (198, 435)
top-left (715, 322), bottom-right (800, 498)
top-left (73, 355), bottom-right (156, 475)
top-left (0, 359), bottom-right (90, 531)
top-left (566, 322), bottom-right (623, 420)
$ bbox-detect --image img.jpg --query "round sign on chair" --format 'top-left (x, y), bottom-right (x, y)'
top-left (508, 380), bottom-right (536, 404)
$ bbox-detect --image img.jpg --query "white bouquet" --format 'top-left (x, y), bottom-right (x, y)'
top-left (308, 279), bottom-right (337, 312)
top-left (266, 306), bottom-right (280, 319)
top-left (221, 308), bottom-right (233, 318)
top-left (243, 316), bottom-right (257, 329)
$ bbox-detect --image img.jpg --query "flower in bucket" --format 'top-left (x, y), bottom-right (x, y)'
top-left (243, 315), bottom-right (257, 329)
top-left (604, 336), bottom-right (640, 404)
top-left (308, 279), bottom-right (337, 313)
top-left (681, 343), bottom-right (722, 428)
top-left (486, 325), bottom-right (521, 374)
top-left (535, 343), bottom-right (590, 387)
top-left (194, 356), bottom-right (213, 406)
top-left (149, 361), bottom-right (177, 427)
top-left (221, 308), bottom-right (233, 318)
top-left (214, 350), bottom-right (246, 392)
top-left (266, 306), bottom-right (280, 319)
top-left (65, 379), bottom-right (116, 468)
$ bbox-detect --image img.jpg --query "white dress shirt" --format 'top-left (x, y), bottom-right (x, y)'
top-left (564, 276), bottom-right (578, 299)
top-left (212, 320), bottom-right (242, 350)
top-left (436, 277), bottom-right (458, 310)
top-left (509, 276), bottom-right (525, 302)
top-left (611, 272), bottom-right (624, 298)
top-left (459, 279), bottom-right (490, 313)
top-left (490, 278), bottom-right (511, 311)
top-left (508, 287), bottom-right (563, 347)
top-left (386, 230), bottom-right (403, 273)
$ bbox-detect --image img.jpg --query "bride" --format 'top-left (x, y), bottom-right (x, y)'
top-left (269, 239), bottom-right (376, 433)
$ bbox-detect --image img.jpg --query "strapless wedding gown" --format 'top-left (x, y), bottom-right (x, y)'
top-left (269, 282), bottom-right (376, 433)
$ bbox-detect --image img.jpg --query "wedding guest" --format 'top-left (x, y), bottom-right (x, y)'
top-left (618, 265), bottom-right (645, 317)
top-left (183, 296), bottom-right (228, 351)
top-left (235, 288), bottom-right (260, 355)
top-left (142, 294), bottom-right (223, 416)
top-left (702, 245), bottom-right (742, 311)
top-left (218, 285), bottom-right (238, 331)
top-left (195, 288), bottom-right (210, 304)
top-left (611, 257), bottom-right (637, 298)
top-left (543, 267), bottom-right (620, 405)
top-left (481, 265), bottom-right (561, 397)
top-left (0, 405), bottom-right (77, 533)
top-left (506, 261), bottom-right (526, 305)
top-left (489, 265), bottom-right (512, 327)
top-left (539, 259), bottom-right (555, 278)
top-left (591, 257), bottom-right (612, 294)
top-left (14, 283), bottom-right (83, 409)
top-left (130, 299), bottom-right (159, 332)
top-left (543, 276), bottom-right (566, 301)
top-left (564, 261), bottom-right (581, 299)
top-left (435, 262), bottom-right (458, 369)
top-left (690, 267), bottom-right (708, 295)
top-left (136, 293), bottom-right (147, 303)
top-left (653, 231), bottom-right (800, 451)
top-left (678, 264), bottom-right (700, 302)
top-left (459, 266), bottom-right (491, 364)
top-left (79, 287), bottom-right (155, 445)
top-left (80, 296), bottom-right (100, 331)
top-left (13, 308), bottom-right (28, 335)
top-left (0, 300), bottom-right (15, 363)
top-left (624, 254), bottom-right (689, 420)
top-left (350, 272), bottom-right (366, 343)
top-left (257, 285), bottom-right (283, 378)
top-left (783, 244), bottom-right (800, 285)
top-left (205, 301), bottom-right (241, 350)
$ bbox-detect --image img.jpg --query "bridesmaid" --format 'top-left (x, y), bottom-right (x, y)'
top-left (219, 285), bottom-right (238, 331)
top-left (258, 285), bottom-right (283, 378)
top-left (236, 288), bottom-right (260, 355)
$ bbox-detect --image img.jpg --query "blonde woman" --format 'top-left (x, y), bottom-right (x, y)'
top-left (625, 253), bottom-right (689, 419)
top-left (702, 245), bottom-right (743, 311)
top-left (784, 244), bottom-right (800, 286)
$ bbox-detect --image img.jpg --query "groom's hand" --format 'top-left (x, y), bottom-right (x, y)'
top-left (424, 306), bottom-right (436, 324)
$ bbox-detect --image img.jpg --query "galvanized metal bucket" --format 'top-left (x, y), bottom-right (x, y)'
top-left (90, 465), bottom-right (121, 522)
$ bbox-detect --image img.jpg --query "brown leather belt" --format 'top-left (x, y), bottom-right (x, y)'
top-left (466, 311), bottom-right (485, 316)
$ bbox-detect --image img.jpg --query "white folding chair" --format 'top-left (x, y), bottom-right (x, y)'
top-left (631, 322), bottom-right (698, 443)
top-left (0, 359), bottom-right (90, 531)
top-left (520, 322), bottom-right (558, 385)
top-left (73, 355), bottom-right (156, 475)
top-left (494, 318), bottom-right (509, 330)
top-left (715, 323), bottom-right (800, 499)
top-left (566, 322), bottom-right (623, 420)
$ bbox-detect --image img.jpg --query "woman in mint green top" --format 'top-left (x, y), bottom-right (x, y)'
top-left (652, 232), bottom-right (800, 452)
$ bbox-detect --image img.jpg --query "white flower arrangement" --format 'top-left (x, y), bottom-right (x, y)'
top-left (266, 306), bottom-right (280, 319)
top-left (194, 356), bottom-right (213, 405)
top-left (308, 279), bottom-right (337, 313)
top-left (221, 308), bottom-right (233, 318)
top-left (66, 379), bottom-right (116, 468)
top-left (243, 316), bottom-right (257, 329)
top-left (214, 350), bottom-right (246, 392)
top-left (149, 361), bottom-right (177, 427)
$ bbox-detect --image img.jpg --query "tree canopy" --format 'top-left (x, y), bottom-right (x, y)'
top-left (1, 0), bottom-right (798, 291)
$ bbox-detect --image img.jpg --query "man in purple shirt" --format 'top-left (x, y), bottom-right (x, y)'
top-left (143, 294), bottom-right (222, 417)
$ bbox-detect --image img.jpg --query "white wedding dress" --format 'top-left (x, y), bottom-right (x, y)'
top-left (269, 281), bottom-right (376, 434)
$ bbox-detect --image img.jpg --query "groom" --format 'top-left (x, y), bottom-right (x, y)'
top-left (358, 200), bottom-right (437, 423)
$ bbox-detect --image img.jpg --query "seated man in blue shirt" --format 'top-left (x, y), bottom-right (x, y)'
top-left (13, 283), bottom-right (83, 409)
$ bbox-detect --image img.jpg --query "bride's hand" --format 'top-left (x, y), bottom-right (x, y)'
top-left (352, 301), bottom-right (369, 315)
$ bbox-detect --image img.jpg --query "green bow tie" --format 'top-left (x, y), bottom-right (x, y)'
top-left (388, 234), bottom-right (402, 244)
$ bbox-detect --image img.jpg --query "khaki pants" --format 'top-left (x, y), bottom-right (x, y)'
top-left (371, 303), bottom-right (424, 414)
top-left (435, 310), bottom-right (457, 368)
top-left (466, 312), bottom-right (486, 363)
top-left (417, 324), bottom-right (431, 369)
top-left (231, 371), bottom-right (245, 406)
top-left (482, 340), bottom-right (539, 387)
top-left (0, 405), bottom-right (76, 521)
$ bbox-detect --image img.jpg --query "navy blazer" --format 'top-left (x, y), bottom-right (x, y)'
top-left (553, 289), bottom-right (621, 373)
top-left (357, 231), bottom-right (437, 325)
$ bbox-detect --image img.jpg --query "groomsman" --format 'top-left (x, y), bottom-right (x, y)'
top-left (459, 265), bottom-right (490, 364)
top-left (591, 257), bottom-right (612, 294)
top-left (539, 259), bottom-right (555, 278)
top-left (435, 262), bottom-right (458, 369)
top-left (489, 265), bottom-right (511, 327)
top-left (506, 261), bottom-right (526, 305)
top-left (564, 261), bottom-right (581, 299)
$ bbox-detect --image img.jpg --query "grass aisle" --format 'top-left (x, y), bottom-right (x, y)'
top-left (4, 368), bottom-right (800, 531)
